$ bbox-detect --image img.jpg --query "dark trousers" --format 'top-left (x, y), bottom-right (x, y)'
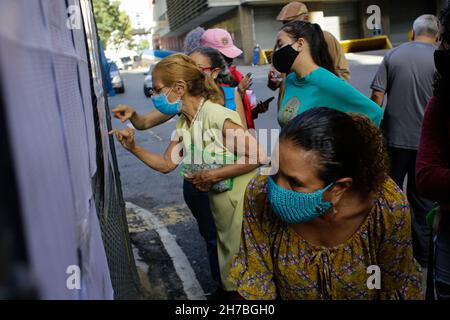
top-left (388, 147), bottom-right (434, 267)
top-left (182, 179), bottom-right (220, 285)
top-left (436, 281), bottom-right (450, 300)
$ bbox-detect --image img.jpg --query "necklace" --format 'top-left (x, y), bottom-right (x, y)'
top-left (189, 98), bottom-right (205, 126)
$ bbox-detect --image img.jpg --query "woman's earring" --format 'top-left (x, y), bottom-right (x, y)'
top-left (332, 205), bottom-right (338, 218)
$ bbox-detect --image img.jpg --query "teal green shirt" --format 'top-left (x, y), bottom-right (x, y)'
top-left (278, 67), bottom-right (383, 127)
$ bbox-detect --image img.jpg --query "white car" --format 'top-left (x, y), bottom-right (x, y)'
top-left (143, 61), bottom-right (159, 98)
top-left (109, 62), bottom-right (124, 94)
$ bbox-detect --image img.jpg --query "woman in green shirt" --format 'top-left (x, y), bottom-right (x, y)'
top-left (110, 54), bottom-right (266, 293)
top-left (271, 21), bottom-right (383, 128)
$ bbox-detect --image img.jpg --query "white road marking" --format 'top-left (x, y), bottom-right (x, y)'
top-left (125, 121), bottom-right (163, 141)
top-left (125, 121), bottom-right (135, 129)
top-left (126, 202), bottom-right (206, 300)
top-left (147, 130), bottom-right (163, 142)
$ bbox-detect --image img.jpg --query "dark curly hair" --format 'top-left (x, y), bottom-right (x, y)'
top-left (280, 108), bottom-right (389, 195)
top-left (189, 46), bottom-right (238, 87)
top-left (433, 1), bottom-right (450, 102)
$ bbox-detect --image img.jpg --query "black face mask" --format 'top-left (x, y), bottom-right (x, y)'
top-left (272, 43), bottom-right (299, 74)
top-left (434, 49), bottom-right (450, 79)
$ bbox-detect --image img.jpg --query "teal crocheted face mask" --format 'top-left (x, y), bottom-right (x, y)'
top-left (267, 176), bottom-right (334, 224)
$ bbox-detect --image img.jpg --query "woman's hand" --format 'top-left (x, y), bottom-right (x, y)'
top-left (238, 74), bottom-right (253, 95)
top-left (252, 97), bottom-right (274, 119)
top-left (112, 104), bottom-right (136, 123)
top-left (185, 170), bottom-right (220, 192)
top-left (109, 128), bottom-right (136, 151)
top-left (267, 69), bottom-right (282, 90)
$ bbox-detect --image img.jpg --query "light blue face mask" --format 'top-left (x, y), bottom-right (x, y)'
top-left (151, 87), bottom-right (182, 115)
top-left (267, 176), bottom-right (334, 224)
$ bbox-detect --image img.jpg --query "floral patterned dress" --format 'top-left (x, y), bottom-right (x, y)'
top-left (229, 175), bottom-right (424, 300)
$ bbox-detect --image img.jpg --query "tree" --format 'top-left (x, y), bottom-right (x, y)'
top-left (93, 0), bottom-right (132, 48)
top-left (138, 39), bottom-right (150, 52)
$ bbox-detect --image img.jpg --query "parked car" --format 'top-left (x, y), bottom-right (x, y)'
top-left (119, 56), bottom-right (134, 70)
top-left (109, 62), bottom-right (125, 94)
top-left (143, 61), bottom-right (159, 98)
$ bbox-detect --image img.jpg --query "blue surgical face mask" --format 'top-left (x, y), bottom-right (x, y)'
top-left (267, 176), bottom-right (334, 224)
top-left (151, 87), bottom-right (182, 115)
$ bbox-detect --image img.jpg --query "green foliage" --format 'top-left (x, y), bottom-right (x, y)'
top-left (93, 0), bottom-right (132, 48)
top-left (138, 39), bottom-right (150, 51)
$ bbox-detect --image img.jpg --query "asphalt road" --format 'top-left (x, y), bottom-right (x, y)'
top-left (108, 50), bottom-right (387, 299)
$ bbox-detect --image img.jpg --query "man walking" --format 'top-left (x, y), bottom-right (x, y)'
top-left (371, 14), bottom-right (439, 268)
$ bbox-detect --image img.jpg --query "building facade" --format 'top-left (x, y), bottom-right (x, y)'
top-left (118, 0), bottom-right (155, 48)
top-left (153, 0), bottom-right (447, 64)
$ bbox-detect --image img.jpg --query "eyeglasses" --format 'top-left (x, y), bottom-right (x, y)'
top-left (151, 85), bottom-right (166, 95)
top-left (199, 66), bottom-right (213, 73)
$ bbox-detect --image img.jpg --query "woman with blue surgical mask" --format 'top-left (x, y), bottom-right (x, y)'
top-left (229, 107), bottom-right (423, 300)
top-left (110, 49), bottom-right (256, 298)
top-left (111, 54), bottom-right (267, 296)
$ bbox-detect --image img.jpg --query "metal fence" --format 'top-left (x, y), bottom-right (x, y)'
top-left (77, 0), bottom-right (142, 299)
top-left (0, 0), bottom-right (141, 299)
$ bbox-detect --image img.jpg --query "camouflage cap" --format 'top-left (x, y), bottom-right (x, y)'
top-left (276, 2), bottom-right (309, 21)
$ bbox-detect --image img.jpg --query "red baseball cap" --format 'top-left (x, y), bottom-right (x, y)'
top-left (201, 28), bottom-right (243, 59)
